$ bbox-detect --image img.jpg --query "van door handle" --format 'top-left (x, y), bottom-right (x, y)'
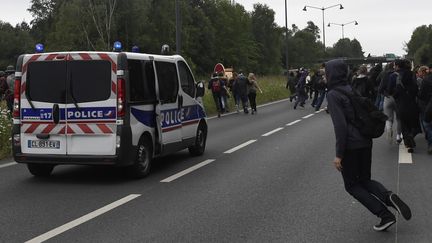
top-left (53, 104), bottom-right (60, 124)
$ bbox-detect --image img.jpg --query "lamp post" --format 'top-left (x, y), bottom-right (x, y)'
top-left (285, 0), bottom-right (289, 82)
top-left (302, 4), bottom-right (344, 49)
top-left (328, 21), bottom-right (358, 39)
top-left (175, 0), bottom-right (181, 54)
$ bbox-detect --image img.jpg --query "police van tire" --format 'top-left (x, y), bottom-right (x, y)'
top-left (27, 163), bottom-right (54, 177)
top-left (129, 137), bottom-right (152, 178)
top-left (188, 123), bottom-right (207, 156)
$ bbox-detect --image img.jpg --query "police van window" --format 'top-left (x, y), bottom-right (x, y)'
top-left (155, 61), bottom-right (178, 103)
top-left (27, 61), bottom-right (67, 103)
top-left (178, 61), bottom-right (195, 97)
top-left (128, 60), bottom-right (156, 103)
top-left (69, 60), bottom-right (111, 103)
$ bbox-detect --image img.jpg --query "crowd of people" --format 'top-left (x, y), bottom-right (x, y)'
top-left (0, 65), bottom-right (15, 114)
top-left (287, 67), bottom-right (327, 112)
top-left (208, 71), bottom-right (262, 117)
top-left (287, 60), bottom-right (432, 155)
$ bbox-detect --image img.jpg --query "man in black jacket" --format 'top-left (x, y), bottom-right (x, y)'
top-left (326, 59), bottom-right (411, 231)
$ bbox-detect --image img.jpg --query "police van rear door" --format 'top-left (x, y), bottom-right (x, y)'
top-left (65, 53), bottom-right (117, 155)
top-left (21, 53), bottom-right (68, 155)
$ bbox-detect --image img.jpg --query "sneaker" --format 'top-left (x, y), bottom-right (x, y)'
top-left (407, 148), bottom-right (414, 153)
top-left (396, 135), bottom-right (402, 144)
top-left (373, 214), bottom-right (396, 231)
top-left (389, 193), bottom-right (412, 220)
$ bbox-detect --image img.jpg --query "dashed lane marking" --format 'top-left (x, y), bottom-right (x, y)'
top-left (224, 140), bottom-right (257, 154)
top-left (0, 162), bottom-right (17, 169)
top-left (286, 120), bottom-right (301, 126)
top-left (161, 159), bottom-right (216, 183)
top-left (25, 194), bottom-right (141, 243)
top-left (262, 127), bottom-right (284, 137)
top-left (302, 114), bottom-right (314, 119)
top-left (398, 142), bottom-right (413, 164)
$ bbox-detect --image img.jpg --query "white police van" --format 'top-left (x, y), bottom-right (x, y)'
top-left (12, 45), bottom-right (207, 178)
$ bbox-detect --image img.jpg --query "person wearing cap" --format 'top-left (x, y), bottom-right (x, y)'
top-left (326, 59), bottom-right (411, 231)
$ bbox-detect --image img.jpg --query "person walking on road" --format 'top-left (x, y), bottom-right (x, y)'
top-left (378, 62), bottom-right (402, 144)
top-left (294, 68), bottom-right (308, 109)
top-left (247, 73), bottom-right (263, 115)
top-left (208, 72), bottom-right (224, 117)
top-left (235, 71), bottom-right (250, 114)
top-left (388, 59), bottom-right (422, 153)
top-left (326, 59), bottom-right (412, 232)
top-left (418, 67), bottom-right (432, 153)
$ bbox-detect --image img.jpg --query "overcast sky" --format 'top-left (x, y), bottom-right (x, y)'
top-left (2, 0), bottom-right (431, 56)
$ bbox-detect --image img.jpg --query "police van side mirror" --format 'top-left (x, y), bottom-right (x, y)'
top-left (195, 81), bottom-right (205, 98)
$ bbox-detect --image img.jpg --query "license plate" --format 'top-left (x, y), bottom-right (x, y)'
top-left (28, 140), bottom-right (60, 149)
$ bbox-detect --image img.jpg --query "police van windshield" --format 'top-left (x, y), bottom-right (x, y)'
top-left (27, 60), bottom-right (111, 103)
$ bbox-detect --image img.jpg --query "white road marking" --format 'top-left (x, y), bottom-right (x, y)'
top-left (302, 114), bottom-right (314, 119)
top-left (315, 110), bottom-right (322, 114)
top-left (262, 127), bottom-right (284, 137)
top-left (161, 159), bottom-right (216, 183)
top-left (0, 162), bottom-right (17, 169)
top-left (286, 120), bottom-right (301, 126)
top-left (224, 140), bottom-right (257, 154)
top-left (398, 142), bottom-right (413, 164)
top-left (25, 194), bottom-right (141, 243)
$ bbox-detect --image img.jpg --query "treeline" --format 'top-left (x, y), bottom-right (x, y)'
top-left (1, 0), bottom-right (367, 75)
top-left (406, 25), bottom-right (432, 65)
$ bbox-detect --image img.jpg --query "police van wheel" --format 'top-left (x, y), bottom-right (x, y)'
top-left (188, 123), bottom-right (207, 156)
top-left (129, 138), bottom-right (152, 178)
top-left (27, 163), bottom-right (54, 177)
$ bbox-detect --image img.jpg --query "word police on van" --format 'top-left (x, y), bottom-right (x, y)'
top-left (12, 43), bottom-right (207, 178)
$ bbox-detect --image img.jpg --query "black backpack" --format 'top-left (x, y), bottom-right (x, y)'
top-left (334, 87), bottom-right (388, 139)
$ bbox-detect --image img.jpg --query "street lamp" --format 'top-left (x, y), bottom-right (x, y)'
top-left (328, 21), bottom-right (358, 39)
top-left (302, 4), bottom-right (344, 49)
top-left (285, 0), bottom-right (289, 82)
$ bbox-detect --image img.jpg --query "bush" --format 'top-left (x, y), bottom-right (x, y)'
top-left (0, 101), bottom-right (12, 160)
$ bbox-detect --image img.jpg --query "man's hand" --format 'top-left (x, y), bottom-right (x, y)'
top-left (333, 157), bottom-right (343, 172)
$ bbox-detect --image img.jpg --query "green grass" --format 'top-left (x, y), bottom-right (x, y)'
top-left (0, 75), bottom-right (291, 160)
top-left (0, 101), bottom-right (12, 160)
top-left (203, 75), bottom-right (290, 116)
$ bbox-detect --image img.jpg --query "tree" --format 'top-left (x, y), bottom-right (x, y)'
top-left (328, 38), bottom-right (364, 58)
top-left (250, 3), bottom-right (282, 74)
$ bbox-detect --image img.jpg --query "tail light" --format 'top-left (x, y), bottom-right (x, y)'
top-left (117, 78), bottom-right (125, 117)
top-left (13, 79), bottom-right (21, 118)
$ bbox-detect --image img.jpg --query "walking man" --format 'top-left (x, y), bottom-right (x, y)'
top-left (326, 59), bottom-right (411, 231)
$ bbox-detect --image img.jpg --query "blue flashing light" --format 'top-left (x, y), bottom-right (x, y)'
top-left (132, 45), bottom-right (140, 53)
top-left (113, 41), bottom-right (122, 52)
top-left (35, 43), bottom-right (44, 53)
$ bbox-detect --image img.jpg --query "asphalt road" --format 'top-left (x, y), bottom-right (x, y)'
top-left (0, 99), bottom-right (431, 243)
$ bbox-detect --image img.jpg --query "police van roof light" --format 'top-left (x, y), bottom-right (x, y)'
top-left (35, 43), bottom-right (44, 53)
top-left (113, 41), bottom-right (122, 52)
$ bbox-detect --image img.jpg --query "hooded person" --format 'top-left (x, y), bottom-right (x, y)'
top-left (326, 59), bottom-right (412, 232)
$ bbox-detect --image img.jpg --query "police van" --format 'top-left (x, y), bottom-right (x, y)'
top-left (12, 45), bottom-right (207, 178)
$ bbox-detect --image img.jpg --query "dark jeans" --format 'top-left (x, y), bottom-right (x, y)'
top-left (314, 90), bottom-right (326, 111)
top-left (341, 147), bottom-right (392, 217)
top-left (212, 93), bottom-right (222, 113)
top-left (248, 92), bottom-right (257, 111)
